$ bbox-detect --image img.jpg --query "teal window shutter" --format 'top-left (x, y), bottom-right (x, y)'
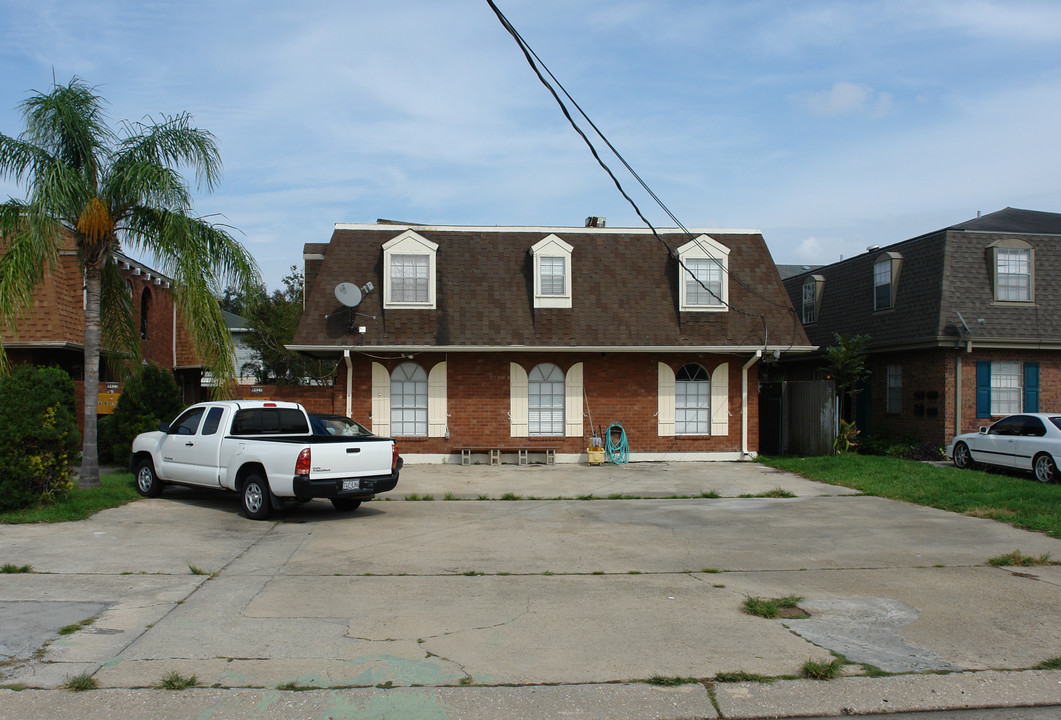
top-left (976, 361), bottom-right (991, 418)
top-left (1023, 362), bottom-right (1039, 413)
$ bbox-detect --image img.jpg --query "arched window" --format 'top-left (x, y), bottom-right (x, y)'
top-left (675, 363), bottom-right (710, 435)
top-left (390, 362), bottom-right (427, 436)
top-left (528, 363), bottom-right (564, 436)
top-left (140, 288), bottom-right (151, 339)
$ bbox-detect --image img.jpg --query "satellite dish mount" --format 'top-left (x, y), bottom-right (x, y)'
top-left (326, 281), bottom-right (376, 331)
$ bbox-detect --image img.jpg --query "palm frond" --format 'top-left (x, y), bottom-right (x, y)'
top-left (123, 207), bottom-right (259, 394)
top-left (104, 160), bottom-right (192, 221)
top-left (0, 201), bottom-right (64, 370)
top-left (115, 113), bottom-right (222, 193)
top-left (99, 258), bottom-right (140, 376)
top-left (0, 133), bottom-right (56, 188)
top-left (18, 77), bottom-right (112, 187)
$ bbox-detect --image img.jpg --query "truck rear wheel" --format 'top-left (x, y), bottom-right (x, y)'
top-left (135, 459), bottom-right (164, 498)
top-left (242, 474), bottom-right (272, 520)
top-left (331, 498), bottom-right (362, 512)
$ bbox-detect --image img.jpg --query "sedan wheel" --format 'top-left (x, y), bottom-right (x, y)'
top-left (952, 442), bottom-right (972, 470)
top-left (1033, 454), bottom-right (1056, 483)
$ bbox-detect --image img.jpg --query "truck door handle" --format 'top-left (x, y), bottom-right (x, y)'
top-left (185, 442), bottom-right (194, 447)
top-left (346, 448), bottom-right (360, 454)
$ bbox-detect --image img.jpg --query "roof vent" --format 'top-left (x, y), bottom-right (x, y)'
top-left (866, 244), bottom-right (880, 253)
top-left (585, 216), bottom-right (606, 228)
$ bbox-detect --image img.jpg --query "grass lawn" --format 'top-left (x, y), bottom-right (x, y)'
top-left (0, 471), bottom-right (140, 524)
top-left (759, 454), bottom-right (1061, 539)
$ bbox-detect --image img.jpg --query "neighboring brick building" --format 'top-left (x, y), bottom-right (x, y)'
top-left (1, 238), bottom-right (206, 405)
top-left (290, 221), bottom-right (812, 463)
top-left (781, 207), bottom-right (1061, 448)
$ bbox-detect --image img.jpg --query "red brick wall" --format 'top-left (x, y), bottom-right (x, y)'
top-left (233, 384), bottom-right (343, 414)
top-left (338, 351), bottom-right (757, 456)
top-left (957, 350), bottom-right (1061, 433)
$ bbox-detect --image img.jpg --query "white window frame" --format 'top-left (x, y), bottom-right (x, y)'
top-left (675, 364), bottom-right (710, 435)
top-left (677, 236), bottom-right (729, 312)
top-left (990, 240), bottom-right (1034, 303)
top-left (390, 362), bottom-right (428, 437)
top-left (802, 275), bottom-right (824, 324)
top-left (528, 363), bottom-right (565, 436)
top-left (991, 361), bottom-right (1022, 415)
top-left (530, 234), bottom-right (573, 309)
top-left (383, 230), bottom-right (438, 309)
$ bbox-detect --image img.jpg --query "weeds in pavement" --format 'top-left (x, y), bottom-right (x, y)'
top-left (159, 671), bottom-right (198, 690)
top-left (646, 675), bottom-right (699, 686)
top-left (739, 488), bottom-right (796, 499)
top-left (277, 680), bottom-right (319, 691)
top-left (714, 670), bottom-right (774, 683)
top-left (1036, 657), bottom-right (1061, 670)
top-left (801, 657), bottom-right (844, 680)
top-left (57, 617), bottom-right (96, 635)
top-left (0, 563), bottom-right (32, 573)
top-left (62, 672), bottom-right (98, 691)
top-left (742, 595), bottom-right (807, 619)
top-left (987, 550), bottom-right (1055, 567)
top-left (500, 492), bottom-right (522, 501)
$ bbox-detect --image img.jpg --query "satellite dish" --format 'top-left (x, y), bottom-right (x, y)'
top-left (335, 282), bottom-right (362, 307)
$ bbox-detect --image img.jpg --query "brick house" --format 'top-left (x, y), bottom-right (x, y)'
top-left (0, 237), bottom-right (206, 407)
top-left (289, 221), bottom-right (811, 463)
top-left (781, 207), bottom-right (1061, 448)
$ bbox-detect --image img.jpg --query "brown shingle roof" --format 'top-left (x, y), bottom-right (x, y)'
top-left (292, 225), bottom-right (809, 351)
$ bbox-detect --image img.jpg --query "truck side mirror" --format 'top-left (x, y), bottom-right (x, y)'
top-left (159, 421), bottom-right (170, 433)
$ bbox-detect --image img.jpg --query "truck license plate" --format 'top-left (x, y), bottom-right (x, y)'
top-left (342, 479), bottom-right (360, 491)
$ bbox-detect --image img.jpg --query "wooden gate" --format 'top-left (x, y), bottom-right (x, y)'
top-left (758, 380), bottom-right (837, 456)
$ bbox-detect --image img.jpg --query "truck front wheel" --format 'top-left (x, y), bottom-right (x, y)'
top-left (242, 474), bottom-right (272, 520)
top-left (135, 459), bottom-right (164, 498)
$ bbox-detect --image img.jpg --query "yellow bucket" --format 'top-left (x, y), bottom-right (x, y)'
top-left (587, 446), bottom-right (605, 465)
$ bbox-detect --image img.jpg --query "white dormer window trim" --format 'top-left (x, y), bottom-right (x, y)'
top-left (529, 234), bottom-right (573, 309)
top-left (383, 230), bottom-right (439, 310)
top-left (677, 235), bottom-right (730, 312)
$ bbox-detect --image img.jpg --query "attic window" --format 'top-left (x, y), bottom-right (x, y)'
top-left (383, 230), bottom-right (438, 310)
top-left (873, 252), bottom-right (902, 311)
top-left (677, 235), bottom-right (729, 312)
top-left (988, 239), bottom-right (1034, 303)
top-left (530, 234), bottom-right (573, 309)
top-left (802, 275), bottom-right (824, 324)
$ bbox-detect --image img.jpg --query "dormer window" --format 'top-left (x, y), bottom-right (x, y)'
top-left (989, 239), bottom-right (1033, 303)
top-left (873, 252), bottom-right (902, 311)
top-left (383, 230), bottom-right (438, 309)
top-left (677, 235), bottom-right (729, 312)
top-left (530, 234), bottom-right (573, 309)
top-left (802, 275), bottom-right (824, 324)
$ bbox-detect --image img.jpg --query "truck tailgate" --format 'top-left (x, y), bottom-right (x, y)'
top-left (308, 438), bottom-right (394, 480)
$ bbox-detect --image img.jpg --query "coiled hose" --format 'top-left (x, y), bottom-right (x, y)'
top-left (605, 421), bottom-right (629, 464)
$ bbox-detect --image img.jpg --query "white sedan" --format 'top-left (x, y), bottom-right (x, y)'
top-left (946, 413), bottom-right (1061, 483)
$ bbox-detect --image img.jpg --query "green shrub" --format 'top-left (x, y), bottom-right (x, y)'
top-left (0, 366), bottom-right (80, 511)
top-left (108, 362), bottom-right (183, 462)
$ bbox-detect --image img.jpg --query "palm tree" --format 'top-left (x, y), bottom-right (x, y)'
top-left (0, 77), bottom-right (259, 488)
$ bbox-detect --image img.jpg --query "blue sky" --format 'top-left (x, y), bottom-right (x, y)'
top-left (2, 0), bottom-right (1061, 290)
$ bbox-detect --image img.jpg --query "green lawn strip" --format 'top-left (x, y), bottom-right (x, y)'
top-left (0, 471), bottom-right (140, 524)
top-left (759, 455), bottom-right (1061, 538)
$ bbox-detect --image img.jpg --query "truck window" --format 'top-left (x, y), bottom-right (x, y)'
top-left (170, 408), bottom-right (205, 436)
top-left (231, 408), bottom-right (309, 435)
top-left (201, 407), bottom-right (225, 435)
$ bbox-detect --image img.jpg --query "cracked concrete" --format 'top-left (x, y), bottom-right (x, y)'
top-left (1, 462), bottom-right (1060, 719)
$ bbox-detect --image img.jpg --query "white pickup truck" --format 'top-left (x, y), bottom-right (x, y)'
top-left (129, 400), bottom-right (400, 519)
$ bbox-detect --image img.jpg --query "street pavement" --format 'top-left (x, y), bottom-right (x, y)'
top-left (1, 460), bottom-right (1060, 718)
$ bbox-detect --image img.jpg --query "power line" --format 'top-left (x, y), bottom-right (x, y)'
top-left (486, 1), bottom-right (797, 345)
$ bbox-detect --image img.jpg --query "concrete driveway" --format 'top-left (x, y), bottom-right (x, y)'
top-left (2, 461), bottom-right (1061, 719)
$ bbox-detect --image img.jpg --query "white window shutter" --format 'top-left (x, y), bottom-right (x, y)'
top-left (565, 362), bottom-right (583, 437)
top-left (510, 363), bottom-right (528, 437)
top-left (371, 362), bottom-right (391, 437)
top-left (711, 362), bottom-right (729, 436)
top-left (428, 361), bottom-right (448, 438)
top-left (657, 362), bottom-right (675, 437)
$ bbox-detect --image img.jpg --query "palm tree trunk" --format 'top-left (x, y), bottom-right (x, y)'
top-left (79, 262), bottom-right (103, 489)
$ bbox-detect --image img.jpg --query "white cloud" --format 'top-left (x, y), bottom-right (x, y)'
top-left (805, 82), bottom-right (893, 117)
